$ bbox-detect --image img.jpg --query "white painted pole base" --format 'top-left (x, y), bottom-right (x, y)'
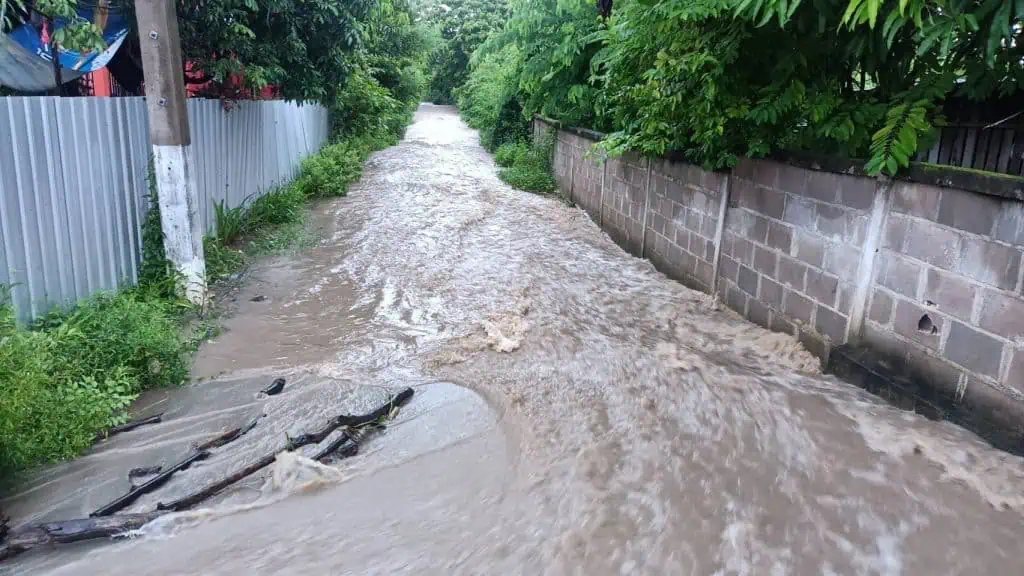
top-left (152, 144), bottom-right (207, 305)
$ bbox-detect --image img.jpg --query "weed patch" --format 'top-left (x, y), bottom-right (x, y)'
top-left (0, 292), bottom-right (189, 478)
top-left (498, 138), bottom-right (556, 194)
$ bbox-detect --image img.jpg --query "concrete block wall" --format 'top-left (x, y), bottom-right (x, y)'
top-left (719, 158), bottom-right (876, 359)
top-left (644, 158), bottom-right (723, 292)
top-left (534, 116), bottom-right (1024, 443)
top-left (864, 182), bottom-right (1024, 420)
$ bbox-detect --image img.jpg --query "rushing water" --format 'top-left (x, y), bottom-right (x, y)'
top-left (4, 104), bottom-right (1024, 575)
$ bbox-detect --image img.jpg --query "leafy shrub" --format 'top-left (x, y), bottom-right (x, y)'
top-left (498, 138), bottom-right (555, 194)
top-left (330, 69), bottom-right (409, 144)
top-left (494, 141), bottom-right (527, 167)
top-left (295, 141), bottom-right (367, 199)
top-left (0, 292), bottom-right (188, 478)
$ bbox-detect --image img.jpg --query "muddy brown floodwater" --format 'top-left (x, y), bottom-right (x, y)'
top-left (5, 104), bottom-right (1024, 575)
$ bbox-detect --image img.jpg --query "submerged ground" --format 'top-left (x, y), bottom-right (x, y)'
top-left (3, 104), bottom-right (1024, 575)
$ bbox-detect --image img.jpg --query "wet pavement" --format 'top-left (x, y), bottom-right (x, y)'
top-left (3, 104), bottom-right (1024, 575)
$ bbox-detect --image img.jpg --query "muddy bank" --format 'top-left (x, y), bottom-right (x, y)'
top-left (3, 104), bottom-right (1023, 575)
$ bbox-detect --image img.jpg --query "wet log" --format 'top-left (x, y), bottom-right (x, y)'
top-left (158, 388), bottom-right (414, 512)
top-left (194, 415), bottom-right (262, 452)
top-left (100, 413), bottom-right (163, 439)
top-left (312, 424), bottom-right (379, 462)
top-left (1, 512), bottom-right (163, 562)
top-left (261, 378), bottom-right (286, 396)
top-left (128, 465), bottom-right (163, 478)
top-left (90, 451), bottom-right (210, 517)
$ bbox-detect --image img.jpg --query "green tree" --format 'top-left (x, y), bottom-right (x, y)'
top-left (424, 0), bottom-right (508, 103)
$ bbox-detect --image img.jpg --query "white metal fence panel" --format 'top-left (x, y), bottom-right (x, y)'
top-left (0, 96), bottom-right (328, 321)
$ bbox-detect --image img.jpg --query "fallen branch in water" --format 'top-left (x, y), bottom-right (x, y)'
top-left (0, 512), bottom-right (163, 562)
top-left (91, 450), bottom-right (210, 517)
top-left (158, 388), bottom-right (413, 512)
top-left (1, 389), bottom-right (413, 562)
top-left (128, 465), bottom-right (163, 479)
top-left (93, 416), bottom-right (265, 517)
top-left (195, 415), bottom-right (263, 452)
top-left (313, 423), bottom-right (380, 462)
top-left (100, 413), bottom-right (164, 439)
top-left (261, 378), bottom-right (286, 396)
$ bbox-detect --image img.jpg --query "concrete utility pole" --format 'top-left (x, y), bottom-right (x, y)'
top-left (134, 0), bottom-right (206, 305)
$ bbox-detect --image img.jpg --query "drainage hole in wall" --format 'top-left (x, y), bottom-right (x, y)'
top-left (918, 314), bottom-right (938, 335)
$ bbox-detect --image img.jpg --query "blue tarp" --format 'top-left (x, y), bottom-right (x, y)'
top-left (0, 7), bottom-right (128, 91)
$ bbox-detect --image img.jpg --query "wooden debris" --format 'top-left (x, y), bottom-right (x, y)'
top-left (313, 424), bottom-right (377, 462)
top-left (128, 465), bottom-right (163, 479)
top-left (101, 413), bottom-right (164, 439)
top-left (158, 388), bottom-right (414, 512)
top-left (91, 451), bottom-right (210, 517)
top-left (260, 378), bottom-right (285, 396)
top-left (1, 512), bottom-right (164, 562)
top-left (1, 388), bottom-right (415, 563)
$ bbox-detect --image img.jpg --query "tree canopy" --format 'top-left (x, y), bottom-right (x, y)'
top-left (452, 0), bottom-right (1024, 176)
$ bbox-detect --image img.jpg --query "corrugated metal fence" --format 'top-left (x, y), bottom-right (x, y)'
top-left (0, 96), bottom-right (328, 321)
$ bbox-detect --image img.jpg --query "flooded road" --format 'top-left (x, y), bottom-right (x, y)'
top-left (4, 104), bottom-right (1024, 574)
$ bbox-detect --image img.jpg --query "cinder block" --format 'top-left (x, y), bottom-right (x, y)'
top-left (869, 289), bottom-right (894, 324)
top-left (767, 221), bottom-right (793, 252)
top-left (958, 237), bottom-right (1021, 291)
top-left (846, 214), bottom-right (867, 247)
top-left (806, 270), bottom-right (840, 308)
top-left (839, 175), bottom-right (876, 210)
top-left (945, 321), bottom-right (1006, 379)
top-left (816, 203), bottom-right (847, 240)
top-left (778, 256), bottom-right (808, 291)
top-left (892, 182), bottom-right (941, 220)
top-left (884, 213), bottom-right (908, 251)
top-left (783, 196), bottom-right (816, 228)
top-left (905, 220), bottom-right (961, 270)
top-left (894, 298), bottom-right (943, 351)
top-left (777, 164), bottom-right (808, 196)
top-left (695, 260), bottom-right (714, 287)
top-left (783, 289), bottom-right (814, 324)
top-left (825, 244), bottom-right (861, 280)
top-left (733, 158), bottom-right (779, 188)
top-left (701, 214), bottom-right (718, 239)
top-left (937, 188), bottom-right (1000, 235)
top-left (793, 231), bottom-right (825, 268)
top-left (753, 245), bottom-right (778, 276)
top-left (837, 282), bottom-right (855, 314)
top-left (703, 238), bottom-right (715, 262)
top-left (720, 255), bottom-right (739, 282)
top-left (734, 237), bottom-right (754, 265)
top-left (1006, 348), bottom-right (1024, 394)
top-left (876, 252), bottom-right (921, 298)
top-left (815, 305), bottom-right (849, 343)
top-left (994, 201), bottom-right (1024, 245)
top-left (978, 290), bottom-right (1024, 338)
top-left (748, 214), bottom-right (769, 243)
top-left (760, 276), bottom-right (783, 309)
top-left (806, 171), bottom-right (840, 203)
top-left (923, 268), bottom-right (976, 322)
top-left (748, 299), bottom-right (770, 328)
top-left (726, 284), bottom-right (748, 314)
top-left (686, 209), bottom-right (701, 233)
top-left (738, 265), bottom-right (759, 296)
